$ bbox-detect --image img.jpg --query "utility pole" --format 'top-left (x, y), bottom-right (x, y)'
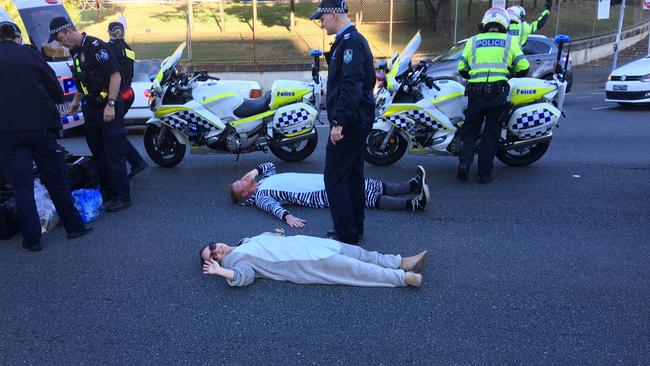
top-left (612, 0), bottom-right (626, 70)
top-left (186, 0), bottom-right (193, 60)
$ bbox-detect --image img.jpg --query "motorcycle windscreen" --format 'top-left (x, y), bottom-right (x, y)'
top-left (155, 42), bottom-right (186, 83)
top-left (394, 31), bottom-right (422, 77)
top-left (385, 31), bottom-right (421, 90)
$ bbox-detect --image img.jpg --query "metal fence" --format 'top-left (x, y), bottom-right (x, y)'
top-left (3, 0), bottom-right (649, 62)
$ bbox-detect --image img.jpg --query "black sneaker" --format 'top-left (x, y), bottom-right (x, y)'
top-left (409, 165), bottom-right (426, 193)
top-left (128, 160), bottom-right (149, 178)
top-left (410, 183), bottom-right (429, 211)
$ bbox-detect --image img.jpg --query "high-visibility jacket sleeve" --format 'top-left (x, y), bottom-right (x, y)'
top-left (508, 41), bottom-right (530, 76)
top-left (457, 37), bottom-right (474, 78)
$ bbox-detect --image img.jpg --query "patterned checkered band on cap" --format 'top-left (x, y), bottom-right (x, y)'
top-left (315, 6), bottom-right (347, 13)
top-left (50, 23), bottom-right (72, 36)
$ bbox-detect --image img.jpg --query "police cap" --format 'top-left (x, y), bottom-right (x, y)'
top-left (309, 0), bottom-right (349, 20)
top-left (0, 21), bottom-right (21, 39)
top-left (48, 16), bottom-right (74, 43)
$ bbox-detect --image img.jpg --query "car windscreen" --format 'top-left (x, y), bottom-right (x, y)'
top-left (133, 60), bottom-right (162, 82)
top-left (19, 5), bottom-right (71, 62)
top-left (432, 42), bottom-right (465, 62)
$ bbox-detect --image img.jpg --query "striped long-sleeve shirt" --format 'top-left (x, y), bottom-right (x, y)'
top-left (240, 162), bottom-right (383, 221)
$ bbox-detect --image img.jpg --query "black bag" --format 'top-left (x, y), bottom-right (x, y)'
top-left (0, 191), bottom-right (20, 240)
top-left (65, 155), bottom-right (99, 190)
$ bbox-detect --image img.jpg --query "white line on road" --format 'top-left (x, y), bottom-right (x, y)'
top-left (592, 105), bottom-right (617, 110)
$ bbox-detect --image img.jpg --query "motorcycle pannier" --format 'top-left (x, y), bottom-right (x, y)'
top-left (507, 103), bottom-right (560, 140)
top-left (272, 103), bottom-right (317, 137)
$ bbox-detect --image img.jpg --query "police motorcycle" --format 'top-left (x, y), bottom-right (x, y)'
top-left (366, 32), bottom-right (570, 167)
top-left (144, 43), bottom-right (323, 167)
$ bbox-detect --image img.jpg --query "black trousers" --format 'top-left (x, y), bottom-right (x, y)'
top-left (0, 130), bottom-right (85, 246)
top-left (126, 140), bottom-right (143, 167)
top-left (81, 100), bottom-right (131, 202)
top-left (121, 89), bottom-right (144, 168)
top-left (324, 126), bottom-right (370, 243)
top-left (460, 90), bottom-right (508, 177)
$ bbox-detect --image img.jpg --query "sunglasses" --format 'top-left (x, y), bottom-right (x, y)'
top-left (208, 243), bottom-right (219, 261)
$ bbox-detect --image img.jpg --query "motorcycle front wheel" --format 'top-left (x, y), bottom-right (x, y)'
top-left (269, 129), bottom-right (318, 162)
top-left (143, 124), bottom-right (186, 167)
top-left (364, 129), bottom-right (407, 166)
top-left (496, 141), bottom-right (551, 167)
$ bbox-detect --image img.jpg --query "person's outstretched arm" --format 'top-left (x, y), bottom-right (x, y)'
top-left (530, 1), bottom-right (552, 32)
top-left (254, 191), bottom-right (305, 227)
top-left (203, 259), bottom-right (256, 287)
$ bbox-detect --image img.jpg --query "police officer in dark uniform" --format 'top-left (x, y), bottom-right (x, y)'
top-left (107, 21), bottom-right (148, 178)
top-left (0, 21), bottom-right (92, 252)
top-left (310, 0), bottom-right (375, 244)
top-left (48, 17), bottom-right (132, 212)
top-left (457, 7), bottom-right (529, 183)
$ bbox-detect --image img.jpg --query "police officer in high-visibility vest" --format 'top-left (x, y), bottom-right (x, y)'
top-left (107, 21), bottom-right (148, 179)
top-left (48, 17), bottom-right (132, 212)
top-left (507, 1), bottom-right (551, 48)
top-left (457, 7), bottom-right (530, 184)
top-left (0, 21), bottom-right (92, 251)
top-left (309, 0), bottom-right (376, 244)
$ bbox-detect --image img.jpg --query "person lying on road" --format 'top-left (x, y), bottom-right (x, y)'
top-left (229, 162), bottom-right (430, 228)
top-left (200, 232), bottom-right (428, 288)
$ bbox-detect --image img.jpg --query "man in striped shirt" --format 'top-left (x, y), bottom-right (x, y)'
top-left (229, 163), bottom-right (429, 228)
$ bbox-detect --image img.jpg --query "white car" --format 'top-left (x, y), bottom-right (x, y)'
top-left (605, 55), bottom-right (650, 106)
top-left (127, 59), bottom-right (263, 123)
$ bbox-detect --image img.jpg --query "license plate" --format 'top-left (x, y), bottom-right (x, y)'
top-left (57, 102), bottom-right (71, 117)
top-left (613, 85), bottom-right (627, 91)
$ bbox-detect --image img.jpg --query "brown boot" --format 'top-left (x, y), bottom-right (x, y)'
top-left (400, 250), bottom-right (428, 272)
top-left (404, 272), bottom-right (422, 288)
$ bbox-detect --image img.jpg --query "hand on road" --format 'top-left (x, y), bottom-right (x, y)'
top-left (285, 214), bottom-right (307, 228)
top-left (203, 258), bottom-right (222, 275)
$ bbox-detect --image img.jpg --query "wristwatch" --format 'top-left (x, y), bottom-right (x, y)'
top-left (332, 120), bottom-right (340, 127)
top-left (107, 98), bottom-right (116, 107)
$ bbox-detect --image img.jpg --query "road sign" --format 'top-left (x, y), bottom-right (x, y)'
top-left (492, 0), bottom-right (506, 9)
top-left (598, 0), bottom-right (611, 19)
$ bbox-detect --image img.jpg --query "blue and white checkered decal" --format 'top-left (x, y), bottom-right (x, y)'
top-left (405, 110), bottom-right (446, 130)
top-left (512, 108), bottom-right (555, 138)
top-left (385, 114), bottom-right (417, 134)
top-left (274, 108), bottom-right (313, 135)
top-left (385, 110), bottom-right (445, 133)
top-left (161, 110), bottom-right (218, 135)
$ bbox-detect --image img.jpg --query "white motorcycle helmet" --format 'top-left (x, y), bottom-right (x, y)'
top-left (480, 7), bottom-right (510, 33)
top-left (506, 5), bottom-right (526, 24)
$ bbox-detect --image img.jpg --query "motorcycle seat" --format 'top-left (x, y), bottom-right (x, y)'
top-left (233, 91), bottom-right (272, 118)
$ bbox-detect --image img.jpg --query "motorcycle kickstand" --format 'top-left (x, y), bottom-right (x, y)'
top-left (232, 153), bottom-right (241, 169)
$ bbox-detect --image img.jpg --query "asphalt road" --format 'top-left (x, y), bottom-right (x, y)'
top-left (1, 63), bottom-right (649, 364)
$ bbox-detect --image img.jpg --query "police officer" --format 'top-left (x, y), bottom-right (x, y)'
top-left (457, 7), bottom-right (530, 183)
top-left (0, 21), bottom-right (92, 252)
top-left (107, 21), bottom-right (148, 179)
top-left (48, 17), bottom-right (132, 212)
top-left (507, 1), bottom-right (552, 48)
top-left (310, 0), bottom-right (375, 244)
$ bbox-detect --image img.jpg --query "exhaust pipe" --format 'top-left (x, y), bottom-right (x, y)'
top-left (272, 130), bottom-right (317, 147)
top-left (501, 132), bottom-right (553, 150)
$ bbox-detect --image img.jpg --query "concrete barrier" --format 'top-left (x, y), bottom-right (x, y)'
top-left (570, 20), bottom-right (649, 66)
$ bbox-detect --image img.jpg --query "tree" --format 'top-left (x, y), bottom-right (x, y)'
top-left (421, 0), bottom-right (452, 31)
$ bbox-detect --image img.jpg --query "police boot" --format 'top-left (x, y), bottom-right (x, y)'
top-left (457, 163), bottom-right (469, 182)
